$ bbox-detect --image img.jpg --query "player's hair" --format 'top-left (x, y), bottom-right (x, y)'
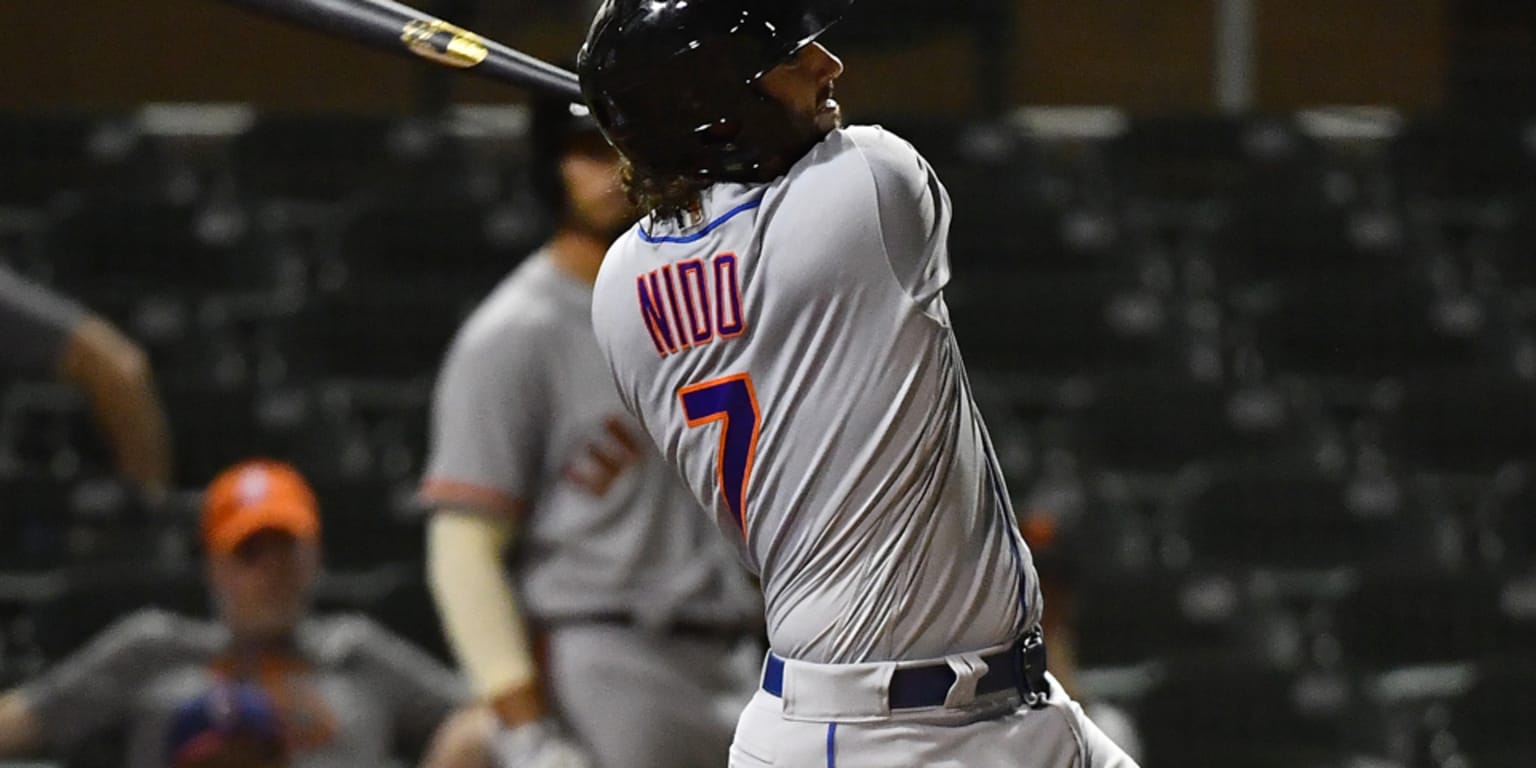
top-left (619, 160), bottom-right (712, 222)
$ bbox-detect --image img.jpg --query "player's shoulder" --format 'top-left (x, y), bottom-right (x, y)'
top-left (593, 224), bottom-right (661, 297)
top-left (450, 255), bottom-right (566, 355)
top-left (778, 125), bottom-right (929, 207)
top-left (300, 613), bottom-right (445, 670)
top-left (95, 608), bottom-right (222, 656)
top-left (803, 125), bottom-right (926, 175)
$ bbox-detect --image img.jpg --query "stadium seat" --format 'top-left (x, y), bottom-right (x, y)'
top-left (0, 475), bottom-right (73, 569)
top-left (161, 384), bottom-right (263, 489)
top-left (306, 476), bottom-right (424, 569)
top-left (0, 384), bottom-right (113, 481)
top-left (231, 115), bottom-right (395, 202)
top-left (1331, 574), bottom-right (1516, 670)
top-left (0, 115), bottom-right (98, 207)
top-left (949, 275), bottom-right (1176, 380)
top-left (1109, 116), bottom-right (1254, 206)
top-left (1392, 117), bottom-right (1536, 205)
top-left (43, 197), bottom-right (269, 327)
top-left (1170, 461), bottom-right (1406, 572)
top-left (1135, 661), bottom-right (1355, 768)
top-left (268, 293), bottom-right (464, 383)
top-left (1374, 374), bottom-right (1536, 475)
top-left (1446, 663), bottom-right (1536, 768)
top-left (327, 198), bottom-right (534, 301)
top-left (1061, 376), bottom-right (1315, 475)
top-left (1073, 572), bottom-right (1246, 668)
top-left (1240, 280), bottom-right (1489, 384)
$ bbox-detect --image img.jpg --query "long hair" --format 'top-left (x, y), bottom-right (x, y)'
top-left (619, 159), bottom-right (713, 223)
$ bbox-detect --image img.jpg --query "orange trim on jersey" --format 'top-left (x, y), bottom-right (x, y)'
top-left (419, 478), bottom-right (524, 519)
top-left (677, 372), bottom-right (761, 535)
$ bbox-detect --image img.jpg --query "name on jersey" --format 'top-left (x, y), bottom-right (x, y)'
top-left (636, 252), bottom-right (745, 357)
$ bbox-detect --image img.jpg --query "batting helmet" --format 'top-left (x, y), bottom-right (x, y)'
top-left (527, 94), bottom-right (605, 218)
top-left (577, 0), bottom-right (854, 183)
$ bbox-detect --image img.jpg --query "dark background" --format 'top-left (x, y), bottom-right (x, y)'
top-left (1, 1), bottom-right (1534, 767)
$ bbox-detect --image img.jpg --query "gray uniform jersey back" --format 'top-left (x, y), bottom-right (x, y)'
top-left (422, 252), bottom-right (757, 626)
top-left (592, 126), bottom-right (1041, 664)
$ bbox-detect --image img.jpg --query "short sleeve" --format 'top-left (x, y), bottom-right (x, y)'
top-left (18, 610), bottom-right (183, 752)
top-left (0, 265), bottom-right (85, 378)
top-left (420, 307), bottom-right (550, 518)
top-left (847, 126), bottom-right (953, 311)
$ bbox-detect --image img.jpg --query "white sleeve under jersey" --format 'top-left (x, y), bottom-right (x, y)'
top-left (591, 126), bottom-right (1040, 664)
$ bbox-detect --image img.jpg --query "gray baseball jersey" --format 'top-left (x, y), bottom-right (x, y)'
top-left (19, 609), bottom-right (466, 768)
top-left (1, 264), bottom-right (83, 378)
top-left (421, 251), bottom-right (758, 627)
top-left (591, 126), bottom-right (1042, 665)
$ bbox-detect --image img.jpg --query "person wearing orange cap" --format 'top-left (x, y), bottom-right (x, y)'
top-left (0, 459), bottom-right (500, 768)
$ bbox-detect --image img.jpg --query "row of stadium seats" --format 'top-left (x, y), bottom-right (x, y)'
top-left (0, 110), bottom-right (1531, 767)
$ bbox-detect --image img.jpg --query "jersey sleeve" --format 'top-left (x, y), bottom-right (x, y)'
top-left (17, 610), bottom-right (182, 751)
top-left (420, 310), bottom-right (550, 518)
top-left (0, 265), bottom-right (85, 378)
top-left (846, 126), bottom-right (953, 313)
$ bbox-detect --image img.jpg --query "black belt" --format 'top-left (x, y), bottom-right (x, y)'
top-left (762, 628), bottom-right (1051, 710)
top-left (555, 612), bottom-right (754, 643)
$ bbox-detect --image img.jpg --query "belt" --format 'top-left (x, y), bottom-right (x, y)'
top-left (556, 612), bottom-right (753, 643)
top-left (761, 628), bottom-right (1050, 710)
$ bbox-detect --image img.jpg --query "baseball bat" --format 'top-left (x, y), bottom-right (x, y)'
top-left (218, 0), bottom-right (582, 101)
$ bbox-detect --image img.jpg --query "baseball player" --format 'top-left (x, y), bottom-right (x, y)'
top-left (0, 263), bottom-right (172, 497)
top-left (419, 97), bottom-right (761, 768)
top-left (579, 1), bottom-right (1140, 766)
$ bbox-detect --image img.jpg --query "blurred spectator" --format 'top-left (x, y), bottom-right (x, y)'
top-left (0, 459), bottom-right (493, 768)
top-left (0, 263), bottom-right (172, 498)
top-left (165, 682), bottom-right (288, 768)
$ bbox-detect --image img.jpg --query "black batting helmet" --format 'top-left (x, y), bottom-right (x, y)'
top-left (577, 0), bottom-right (854, 183)
top-left (527, 94), bottom-right (604, 218)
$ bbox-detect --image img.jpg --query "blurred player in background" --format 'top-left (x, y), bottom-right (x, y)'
top-left (0, 263), bottom-right (172, 498)
top-left (420, 96), bottom-right (761, 768)
top-left (164, 682), bottom-right (289, 768)
top-left (0, 459), bottom-right (490, 768)
top-left (581, 0), bottom-right (1139, 765)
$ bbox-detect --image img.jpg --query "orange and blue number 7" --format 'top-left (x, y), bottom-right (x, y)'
top-left (679, 373), bottom-right (761, 537)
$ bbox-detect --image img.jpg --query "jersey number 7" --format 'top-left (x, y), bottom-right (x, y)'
top-left (679, 373), bottom-right (761, 536)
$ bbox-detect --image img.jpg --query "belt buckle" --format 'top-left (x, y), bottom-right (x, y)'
top-left (1019, 629), bottom-right (1049, 709)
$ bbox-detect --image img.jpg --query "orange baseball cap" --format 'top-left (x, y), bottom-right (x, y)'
top-left (202, 460), bottom-right (320, 555)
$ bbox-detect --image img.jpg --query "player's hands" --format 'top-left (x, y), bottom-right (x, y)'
top-left (489, 719), bottom-right (592, 768)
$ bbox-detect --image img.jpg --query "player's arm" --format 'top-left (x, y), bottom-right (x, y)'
top-left (418, 705), bottom-right (496, 768)
top-left (419, 308), bottom-right (564, 738)
top-left (0, 267), bottom-right (172, 498)
top-left (424, 506), bottom-right (589, 767)
top-left (0, 691), bottom-right (44, 757)
top-left (0, 610), bottom-right (177, 758)
top-left (57, 317), bottom-right (174, 499)
top-left (425, 508), bottom-right (543, 724)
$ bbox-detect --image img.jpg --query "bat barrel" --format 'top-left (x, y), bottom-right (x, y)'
top-left (221, 0), bottom-right (582, 101)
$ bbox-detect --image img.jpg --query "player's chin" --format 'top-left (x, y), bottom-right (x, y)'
top-left (813, 104), bottom-right (843, 134)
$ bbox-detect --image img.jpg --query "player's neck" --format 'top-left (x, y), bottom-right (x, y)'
top-left (547, 228), bottom-right (608, 285)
